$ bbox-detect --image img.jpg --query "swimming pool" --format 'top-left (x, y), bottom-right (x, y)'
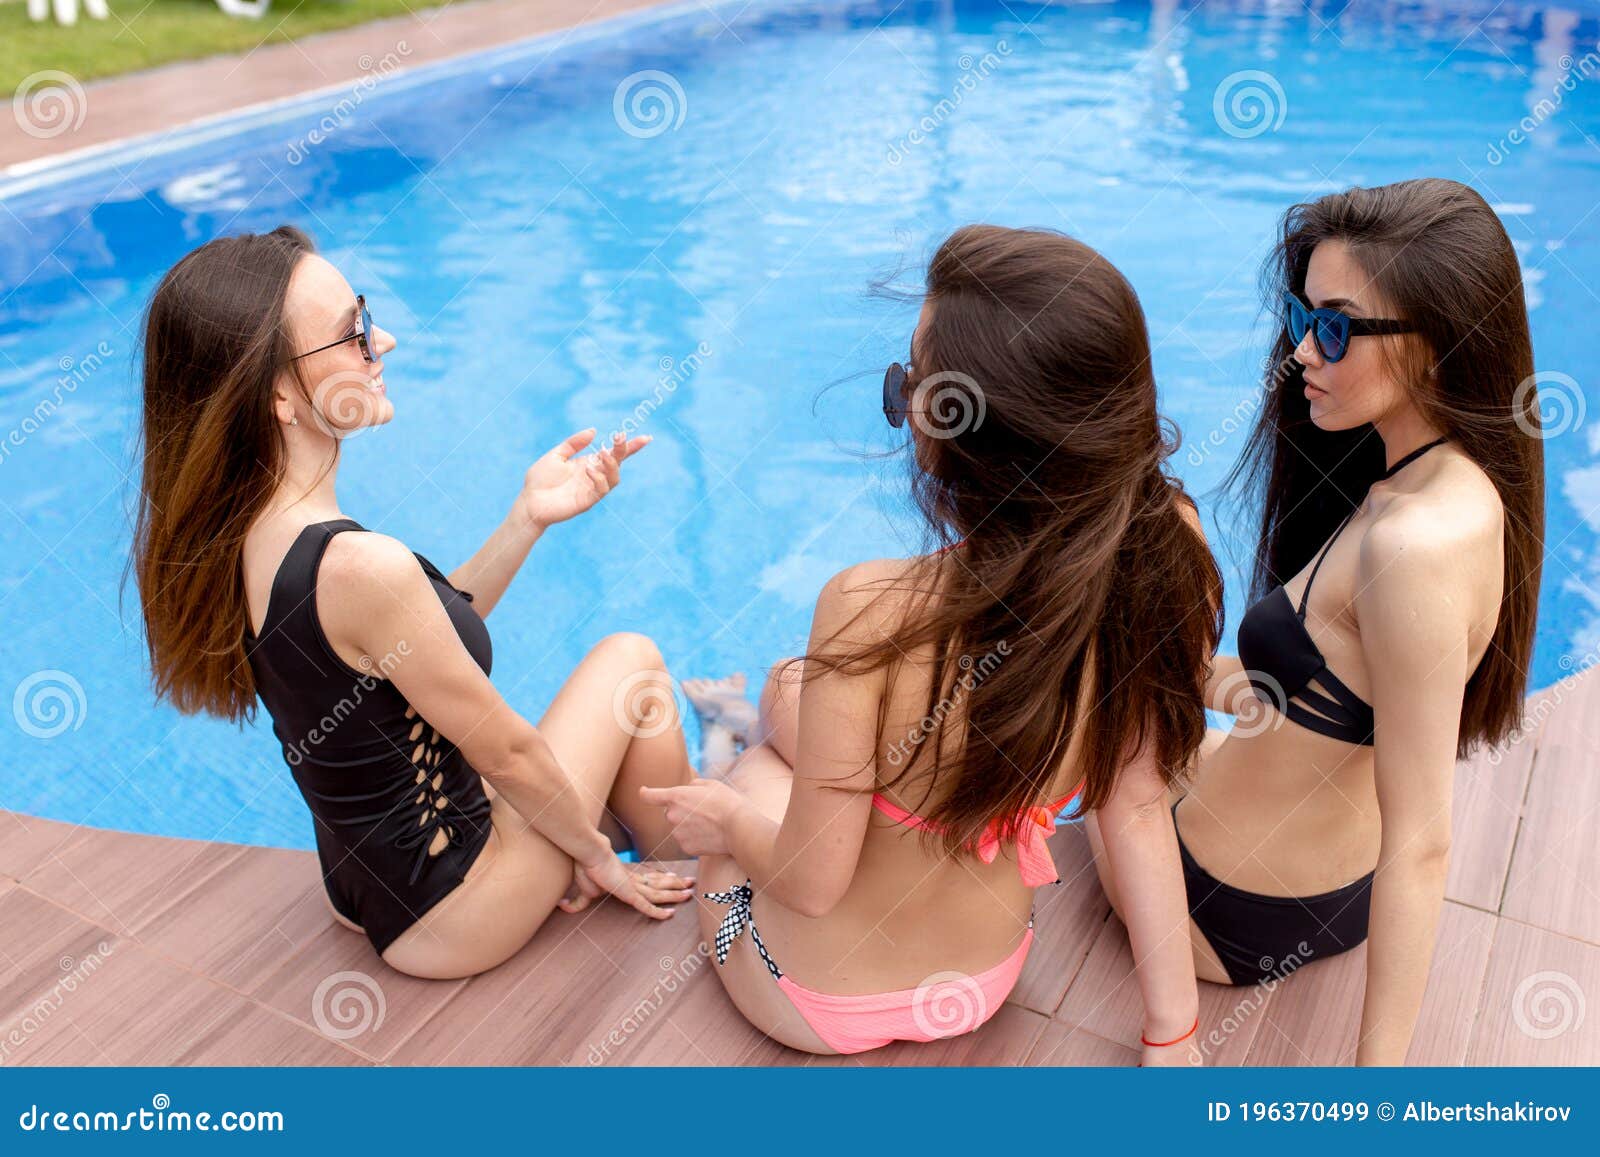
top-left (2, 0), bottom-right (1597, 847)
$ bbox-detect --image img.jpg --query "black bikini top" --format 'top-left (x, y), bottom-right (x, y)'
top-left (1235, 438), bottom-right (1447, 746)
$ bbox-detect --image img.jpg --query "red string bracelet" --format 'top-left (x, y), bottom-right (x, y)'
top-left (1141, 1016), bottom-right (1199, 1048)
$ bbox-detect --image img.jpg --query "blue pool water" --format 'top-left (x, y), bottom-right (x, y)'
top-left (2, 0), bottom-right (1598, 847)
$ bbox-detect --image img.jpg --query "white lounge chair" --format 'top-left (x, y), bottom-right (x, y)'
top-left (27, 0), bottom-right (110, 25)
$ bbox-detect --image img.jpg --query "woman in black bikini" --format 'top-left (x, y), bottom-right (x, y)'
top-left (1088, 178), bottom-right (1544, 1064)
top-left (132, 226), bottom-right (697, 979)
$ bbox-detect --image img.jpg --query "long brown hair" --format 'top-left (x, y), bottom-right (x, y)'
top-left (133, 225), bottom-right (316, 722)
top-left (1227, 178), bottom-right (1542, 753)
top-left (804, 225), bottom-right (1223, 853)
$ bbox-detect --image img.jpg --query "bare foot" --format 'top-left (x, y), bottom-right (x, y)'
top-left (682, 674), bottom-right (758, 740)
top-left (683, 674), bottom-right (758, 777)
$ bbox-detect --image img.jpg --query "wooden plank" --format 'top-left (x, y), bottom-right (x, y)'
top-left (0, 886), bottom-right (125, 1065)
top-left (21, 825), bottom-right (244, 936)
top-left (1008, 822), bottom-right (1112, 1015)
top-left (1052, 914), bottom-right (1269, 1066)
top-left (0, 811), bottom-right (79, 881)
top-left (253, 923), bottom-right (468, 1063)
top-left (1468, 918), bottom-right (1600, 1065)
top-left (1245, 901), bottom-right (1498, 1065)
top-left (390, 889), bottom-right (710, 1065)
top-left (1446, 724), bottom-right (1536, 911)
top-left (1403, 902), bottom-right (1498, 1065)
top-left (1501, 740), bottom-right (1600, 944)
top-left (129, 844), bottom-right (330, 995)
top-left (1029, 1020), bottom-right (1141, 1066)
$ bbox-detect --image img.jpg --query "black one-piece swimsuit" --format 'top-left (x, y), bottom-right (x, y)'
top-left (1177, 439), bottom-right (1447, 986)
top-left (245, 519), bottom-right (494, 955)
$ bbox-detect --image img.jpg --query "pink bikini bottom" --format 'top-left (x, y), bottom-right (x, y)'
top-left (706, 879), bottom-right (1032, 1055)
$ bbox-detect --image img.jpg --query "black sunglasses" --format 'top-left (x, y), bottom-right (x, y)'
top-left (882, 358), bottom-right (913, 428)
top-left (291, 295), bottom-right (374, 363)
top-left (1283, 291), bottom-right (1412, 364)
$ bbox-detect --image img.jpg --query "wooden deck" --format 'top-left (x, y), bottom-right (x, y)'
top-left (2, 667), bottom-right (1596, 1067)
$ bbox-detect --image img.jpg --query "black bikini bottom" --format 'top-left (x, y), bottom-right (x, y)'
top-left (1173, 800), bottom-right (1373, 987)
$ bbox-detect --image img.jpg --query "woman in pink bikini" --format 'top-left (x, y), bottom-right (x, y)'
top-left (645, 225), bottom-right (1221, 1062)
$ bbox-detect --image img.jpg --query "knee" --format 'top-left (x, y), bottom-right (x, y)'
top-left (592, 631), bottom-right (664, 670)
top-left (759, 657), bottom-right (802, 716)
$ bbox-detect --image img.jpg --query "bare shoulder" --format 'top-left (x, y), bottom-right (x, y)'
top-left (813, 556), bottom-right (923, 644)
top-left (1360, 456), bottom-right (1503, 595)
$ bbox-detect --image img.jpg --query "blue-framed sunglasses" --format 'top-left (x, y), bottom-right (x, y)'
top-left (290, 295), bottom-right (374, 363)
top-left (1283, 291), bottom-right (1412, 363)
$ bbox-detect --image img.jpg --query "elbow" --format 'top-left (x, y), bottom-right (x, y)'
top-left (476, 722), bottom-right (549, 789)
top-left (1383, 833), bottom-right (1451, 875)
top-left (780, 878), bottom-right (847, 920)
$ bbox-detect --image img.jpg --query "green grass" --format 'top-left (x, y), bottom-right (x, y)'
top-left (2, 0), bottom-right (458, 95)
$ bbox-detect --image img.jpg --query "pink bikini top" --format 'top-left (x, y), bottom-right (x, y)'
top-left (869, 785), bottom-right (1084, 887)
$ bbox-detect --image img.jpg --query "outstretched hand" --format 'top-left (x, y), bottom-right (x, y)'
top-left (520, 429), bottom-right (650, 529)
top-left (639, 779), bottom-right (743, 857)
top-left (558, 854), bottom-right (695, 920)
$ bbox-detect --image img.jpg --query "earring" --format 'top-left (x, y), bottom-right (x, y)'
top-left (290, 417), bottom-right (298, 426)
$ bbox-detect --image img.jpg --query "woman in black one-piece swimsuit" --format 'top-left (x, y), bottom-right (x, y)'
top-left (133, 226), bottom-right (698, 980)
top-left (1086, 178), bottom-right (1544, 1065)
